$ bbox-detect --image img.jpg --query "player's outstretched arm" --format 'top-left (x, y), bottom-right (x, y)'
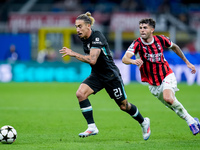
top-left (59, 47), bottom-right (101, 65)
top-left (122, 51), bottom-right (143, 66)
top-left (171, 43), bottom-right (196, 74)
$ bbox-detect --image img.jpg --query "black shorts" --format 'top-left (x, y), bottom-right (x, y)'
top-left (82, 73), bottom-right (127, 105)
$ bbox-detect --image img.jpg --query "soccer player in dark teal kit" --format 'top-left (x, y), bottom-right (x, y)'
top-left (59, 12), bottom-right (151, 140)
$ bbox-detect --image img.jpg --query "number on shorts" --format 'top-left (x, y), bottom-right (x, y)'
top-left (113, 87), bottom-right (122, 99)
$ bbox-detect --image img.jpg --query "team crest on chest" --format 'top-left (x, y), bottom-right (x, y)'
top-left (92, 37), bottom-right (102, 45)
top-left (157, 43), bottom-right (161, 50)
top-left (143, 46), bottom-right (147, 50)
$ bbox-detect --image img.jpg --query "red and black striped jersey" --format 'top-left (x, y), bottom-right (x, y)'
top-left (127, 35), bottom-right (173, 86)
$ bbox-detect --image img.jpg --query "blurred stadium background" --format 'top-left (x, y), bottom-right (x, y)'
top-left (0, 0), bottom-right (200, 85)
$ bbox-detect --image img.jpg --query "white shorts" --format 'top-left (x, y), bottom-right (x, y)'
top-left (148, 73), bottom-right (179, 106)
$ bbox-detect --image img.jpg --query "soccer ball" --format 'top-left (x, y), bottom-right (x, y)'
top-left (0, 125), bottom-right (17, 144)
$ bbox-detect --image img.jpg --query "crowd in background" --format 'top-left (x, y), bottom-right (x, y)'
top-left (0, 0), bottom-right (200, 63)
top-left (51, 0), bottom-right (198, 26)
top-left (0, 0), bottom-right (200, 23)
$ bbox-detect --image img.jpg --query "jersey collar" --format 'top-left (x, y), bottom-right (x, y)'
top-left (140, 36), bottom-right (154, 45)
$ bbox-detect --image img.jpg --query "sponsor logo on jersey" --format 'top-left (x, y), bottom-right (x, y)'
top-left (145, 52), bottom-right (162, 62)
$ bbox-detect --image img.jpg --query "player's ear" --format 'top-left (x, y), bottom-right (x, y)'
top-left (151, 28), bottom-right (155, 34)
top-left (87, 23), bottom-right (91, 28)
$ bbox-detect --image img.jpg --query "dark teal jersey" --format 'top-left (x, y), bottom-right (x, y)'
top-left (81, 30), bottom-right (121, 81)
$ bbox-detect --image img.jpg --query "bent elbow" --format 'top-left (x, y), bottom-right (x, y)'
top-left (122, 59), bottom-right (126, 64)
top-left (90, 60), bottom-right (97, 65)
top-left (122, 57), bottom-right (128, 65)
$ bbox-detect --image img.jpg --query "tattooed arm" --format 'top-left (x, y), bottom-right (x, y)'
top-left (171, 43), bottom-right (196, 74)
top-left (59, 47), bottom-right (101, 65)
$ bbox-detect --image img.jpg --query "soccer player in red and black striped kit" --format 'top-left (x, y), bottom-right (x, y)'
top-left (122, 18), bottom-right (200, 136)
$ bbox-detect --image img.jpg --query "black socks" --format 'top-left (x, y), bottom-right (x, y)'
top-left (79, 99), bottom-right (94, 124)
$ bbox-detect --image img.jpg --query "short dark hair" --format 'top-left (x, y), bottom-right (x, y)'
top-left (139, 18), bottom-right (156, 28)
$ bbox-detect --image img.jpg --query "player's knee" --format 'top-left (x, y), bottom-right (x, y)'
top-left (76, 90), bottom-right (86, 101)
top-left (118, 100), bottom-right (129, 111)
top-left (119, 104), bottom-right (126, 111)
top-left (119, 102), bottom-right (129, 111)
top-left (163, 96), bottom-right (174, 105)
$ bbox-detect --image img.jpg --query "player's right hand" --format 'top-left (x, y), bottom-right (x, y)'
top-left (59, 47), bottom-right (73, 57)
top-left (133, 59), bottom-right (143, 66)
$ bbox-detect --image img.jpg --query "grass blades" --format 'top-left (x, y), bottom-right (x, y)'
top-left (0, 82), bottom-right (200, 150)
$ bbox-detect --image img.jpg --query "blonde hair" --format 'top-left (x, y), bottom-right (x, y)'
top-left (76, 12), bottom-right (95, 26)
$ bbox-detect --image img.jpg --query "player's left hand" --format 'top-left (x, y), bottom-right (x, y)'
top-left (187, 63), bottom-right (196, 74)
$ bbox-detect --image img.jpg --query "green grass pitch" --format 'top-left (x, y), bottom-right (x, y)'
top-left (0, 82), bottom-right (200, 150)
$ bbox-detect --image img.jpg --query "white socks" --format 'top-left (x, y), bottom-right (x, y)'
top-left (88, 123), bottom-right (96, 129)
top-left (171, 97), bottom-right (195, 125)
